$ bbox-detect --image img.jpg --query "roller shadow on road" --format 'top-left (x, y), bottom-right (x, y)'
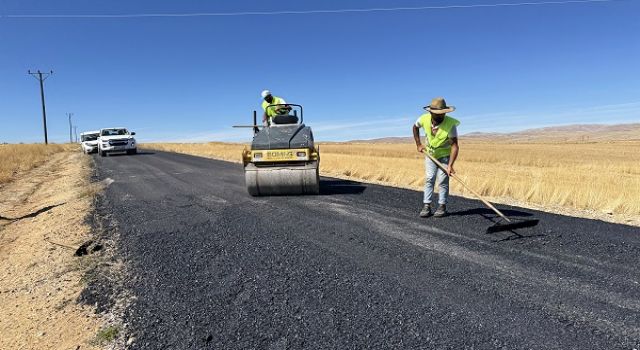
top-left (320, 179), bottom-right (367, 195)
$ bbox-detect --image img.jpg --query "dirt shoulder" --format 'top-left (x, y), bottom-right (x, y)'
top-left (0, 151), bottom-right (103, 349)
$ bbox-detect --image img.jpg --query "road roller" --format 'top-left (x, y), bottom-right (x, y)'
top-left (238, 104), bottom-right (320, 196)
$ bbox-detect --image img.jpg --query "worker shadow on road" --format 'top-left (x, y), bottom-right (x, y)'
top-left (320, 179), bottom-right (367, 195)
top-left (448, 208), bottom-right (534, 218)
top-left (449, 208), bottom-right (546, 242)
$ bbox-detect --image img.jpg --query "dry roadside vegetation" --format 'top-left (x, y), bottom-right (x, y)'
top-left (0, 145), bottom-right (104, 349)
top-left (0, 144), bottom-right (73, 184)
top-left (145, 140), bottom-right (640, 225)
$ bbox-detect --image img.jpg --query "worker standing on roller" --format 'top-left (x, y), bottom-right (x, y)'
top-left (261, 90), bottom-right (291, 126)
top-left (412, 97), bottom-right (460, 218)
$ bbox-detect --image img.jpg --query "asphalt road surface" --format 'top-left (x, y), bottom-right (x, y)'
top-left (92, 151), bottom-right (639, 349)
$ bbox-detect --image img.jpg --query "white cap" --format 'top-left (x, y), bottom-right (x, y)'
top-left (261, 90), bottom-right (271, 98)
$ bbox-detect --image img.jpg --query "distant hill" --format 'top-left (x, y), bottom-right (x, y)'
top-left (346, 136), bottom-right (412, 144)
top-left (464, 123), bottom-right (640, 143)
top-left (348, 123), bottom-right (640, 143)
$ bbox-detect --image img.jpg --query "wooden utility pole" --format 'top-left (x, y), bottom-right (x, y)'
top-left (67, 112), bottom-right (74, 143)
top-left (28, 70), bottom-right (53, 144)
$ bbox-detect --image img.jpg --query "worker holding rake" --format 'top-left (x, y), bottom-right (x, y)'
top-left (413, 97), bottom-right (460, 218)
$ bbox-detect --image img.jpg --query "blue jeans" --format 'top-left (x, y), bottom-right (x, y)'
top-left (424, 156), bottom-right (450, 205)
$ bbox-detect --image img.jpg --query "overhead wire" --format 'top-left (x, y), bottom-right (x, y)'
top-left (1, 0), bottom-right (626, 18)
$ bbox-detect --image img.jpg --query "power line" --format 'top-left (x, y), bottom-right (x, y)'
top-left (1, 0), bottom-right (624, 18)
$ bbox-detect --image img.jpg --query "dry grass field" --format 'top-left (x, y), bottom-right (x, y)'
top-left (320, 141), bottom-right (640, 218)
top-left (145, 141), bottom-right (640, 222)
top-left (0, 143), bottom-right (73, 184)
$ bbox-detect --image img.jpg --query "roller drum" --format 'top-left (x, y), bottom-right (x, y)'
top-left (245, 161), bottom-right (319, 196)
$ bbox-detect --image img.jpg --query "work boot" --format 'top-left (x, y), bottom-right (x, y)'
top-left (434, 204), bottom-right (447, 217)
top-left (419, 204), bottom-right (432, 218)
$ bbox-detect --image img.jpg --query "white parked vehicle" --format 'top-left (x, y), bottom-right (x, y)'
top-left (98, 127), bottom-right (137, 157)
top-left (80, 130), bottom-right (100, 154)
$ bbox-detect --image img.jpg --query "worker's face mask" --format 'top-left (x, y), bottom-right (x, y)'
top-left (264, 95), bottom-right (273, 103)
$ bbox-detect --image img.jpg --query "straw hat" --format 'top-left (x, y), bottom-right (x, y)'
top-left (423, 97), bottom-right (455, 114)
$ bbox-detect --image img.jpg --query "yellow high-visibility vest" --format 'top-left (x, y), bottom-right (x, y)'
top-left (261, 96), bottom-right (286, 119)
top-left (417, 113), bottom-right (460, 159)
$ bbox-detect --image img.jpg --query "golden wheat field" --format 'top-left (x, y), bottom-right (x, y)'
top-left (0, 144), bottom-right (73, 184)
top-left (145, 141), bottom-right (640, 219)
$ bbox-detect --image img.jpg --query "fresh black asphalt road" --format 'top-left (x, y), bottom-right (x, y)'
top-left (92, 151), bottom-right (639, 349)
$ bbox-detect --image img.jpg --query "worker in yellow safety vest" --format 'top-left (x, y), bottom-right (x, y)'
top-left (261, 90), bottom-right (291, 125)
top-left (412, 97), bottom-right (460, 218)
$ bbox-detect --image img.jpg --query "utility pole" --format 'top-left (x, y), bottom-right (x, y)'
top-left (28, 70), bottom-right (54, 145)
top-left (74, 126), bottom-right (78, 143)
top-left (67, 112), bottom-right (74, 143)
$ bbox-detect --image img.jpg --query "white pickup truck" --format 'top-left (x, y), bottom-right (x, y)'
top-left (98, 127), bottom-right (137, 157)
top-left (80, 130), bottom-right (100, 154)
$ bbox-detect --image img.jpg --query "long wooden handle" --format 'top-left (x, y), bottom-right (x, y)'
top-left (423, 151), bottom-right (511, 223)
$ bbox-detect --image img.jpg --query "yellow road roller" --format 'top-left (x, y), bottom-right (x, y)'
top-left (238, 104), bottom-right (320, 196)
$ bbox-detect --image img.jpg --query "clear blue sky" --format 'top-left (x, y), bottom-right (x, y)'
top-left (1, 0), bottom-right (639, 143)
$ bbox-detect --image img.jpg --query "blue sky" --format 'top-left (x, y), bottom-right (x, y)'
top-left (1, 0), bottom-right (639, 143)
